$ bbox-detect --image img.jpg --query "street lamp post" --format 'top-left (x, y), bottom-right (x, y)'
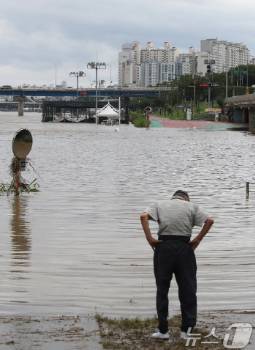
top-left (246, 57), bottom-right (249, 95)
top-left (224, 66), bottom-right (229, 99)
top-left (87, 62), bottom-right (106, 124)
top-left (205, 58), bottom-right (215, 108)
top-left (69, 71), bottom-right (86, 97)
top-left (191, 53), bottom-right (197, 115)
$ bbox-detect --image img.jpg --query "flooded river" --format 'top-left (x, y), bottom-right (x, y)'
top-left (0, 112), bottom-right (255, 317)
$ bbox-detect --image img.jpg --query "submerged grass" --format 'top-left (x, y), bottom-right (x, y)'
top-left (130, 111), bottom-right (150, 128)
top-left (96, 314), bottom-right (225, 350)
top-left (132, 116), bottom-right (150, 128)
top-left (0, 181), bottom-right (39, 195)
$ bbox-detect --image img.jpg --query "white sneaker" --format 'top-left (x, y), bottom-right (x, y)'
top-left (151, 331), bottom-right (169, 340)
top-left (180, 331), bottom-right (189, 340)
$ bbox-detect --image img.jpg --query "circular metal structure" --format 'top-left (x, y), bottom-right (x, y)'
top-left (12, 129), bottom-right (33, 159)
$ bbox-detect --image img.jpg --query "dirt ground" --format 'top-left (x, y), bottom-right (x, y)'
top-left (97, 310), bottom-right (255, 350)
top-left (0, 310), bottom-right (254, 350)
top-left (0, 315), bottom-right (102, 350)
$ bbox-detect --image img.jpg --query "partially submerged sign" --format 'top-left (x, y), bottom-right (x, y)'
top-left (144, 106), bottom-right (152, 114)
top-left (1, 129), bottom-right (39, 195)
top-left (12, 129), bottom-right (33, 159)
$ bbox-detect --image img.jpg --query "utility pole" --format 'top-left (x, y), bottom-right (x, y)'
top-left (87, 62), bottom-right (106, 124)
top-left (188, 82), bottom-right (196, 115)
top-left (191, 55), bottom-right (197, 115)
top-left (205, 58), bottom-right (215, 108)
top-left (225, 67), bottom-right (228, 99)
top-left (193, 83), bottom-right (196, 113)
top-left (206, 63), bottom-right (212, 107)
top-left (246, 58), bottom-right (249, 94)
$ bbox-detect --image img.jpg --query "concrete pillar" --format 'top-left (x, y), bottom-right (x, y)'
top-left (17, 98), bottom-right (24, 117)
top-left (249, 108), bottom-right (255, 134)
top-left (241, 109), bottom-right (245, 123)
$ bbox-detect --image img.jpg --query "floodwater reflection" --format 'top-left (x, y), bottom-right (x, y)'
top-left (10, 195), bottom-right (31, 269)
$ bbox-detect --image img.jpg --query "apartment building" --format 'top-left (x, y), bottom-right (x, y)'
top-left (250, 57), bottom-right (255, 65)
top-left (160, 63), bottom-right (176, 83)
top-left (118, 39), bottom-right (250, 87)
top-left (140, 62), bottom-right (161, 87)
top-left (176, 49), bottom-right (197, 77)
top-left (140, 41), bottom-right (179, 64)
top-left (196, 51), bottom-right (210, 76)
top-left (118, 42), bottom-right (140, 87)
top-left (201, 38), bottom-right (249, 72)
top-left (118, 41), bottom-right (180, 87)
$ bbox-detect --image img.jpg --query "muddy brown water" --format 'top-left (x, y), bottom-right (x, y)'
top-left (0, 112), bottom-right (255, 317)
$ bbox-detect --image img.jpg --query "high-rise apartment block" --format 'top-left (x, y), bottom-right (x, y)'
top-left (118, 39), bottom-right (250, 87)
top-left (118, 42), bottom-right (140, 87)
top-left (250, 57), bottom-right (255, 65)
top-left (118, 41), bottom-right (180, 87)
top-left (201, 38), bottom-right (249, 73)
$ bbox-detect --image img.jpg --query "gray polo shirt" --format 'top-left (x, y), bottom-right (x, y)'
top-left (146, 196), bottom-right (209, 237)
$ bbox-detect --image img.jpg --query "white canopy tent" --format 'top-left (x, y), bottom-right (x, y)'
top-left (96, 102), bottom-right (120, 119)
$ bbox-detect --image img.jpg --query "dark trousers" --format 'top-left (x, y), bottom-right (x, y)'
top-left (153, 236), bottom-right (197, 333)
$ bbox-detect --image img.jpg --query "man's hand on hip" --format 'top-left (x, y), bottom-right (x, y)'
top-left (189, 237), bottom-right (201, 250)
top-left (147, 236), bottom-right (162, 249)
top-left (189, 217), bottom-right (214, 250)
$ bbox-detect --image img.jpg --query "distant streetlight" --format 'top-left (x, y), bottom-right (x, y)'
top-left (87, 62), bottom-right (106, 124)
top-left (69, 71), bottom-right (86, 97)
top-left (226, 68), bottom-right (229, 99)
top-left (204, 58), bottom-right (215, 107)
top-left (224, 48), bottom-right (229, 99)
top-left (246, 56), bottom-right (249, 95)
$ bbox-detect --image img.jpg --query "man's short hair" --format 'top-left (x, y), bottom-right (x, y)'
top-left (173, 190), bottom-right (190, 201)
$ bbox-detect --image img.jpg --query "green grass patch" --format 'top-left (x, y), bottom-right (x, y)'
top-left (166, 110), bottom-right (186, 120)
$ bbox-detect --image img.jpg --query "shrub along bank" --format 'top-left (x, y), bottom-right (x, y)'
top-left (130, 111), bottom-right (150, 128)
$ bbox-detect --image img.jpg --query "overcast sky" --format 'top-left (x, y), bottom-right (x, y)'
top-left (0, 0), bottom-right (254, 87)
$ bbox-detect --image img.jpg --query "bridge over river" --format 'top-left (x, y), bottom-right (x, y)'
top-left (0, 87), bottom-right (169, 98)
top-left (0, 87), bottom-right (170, 117)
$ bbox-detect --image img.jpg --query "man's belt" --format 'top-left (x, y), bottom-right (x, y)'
top-left (158, 235), bottom-right (190, 243)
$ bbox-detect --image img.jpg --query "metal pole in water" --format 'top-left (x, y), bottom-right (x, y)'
top-left (246, 182), bottom-right (250, 200)
top-left (95, 67), bottom-right (98, 125)
top-left (118, 96), bottom-right (121, 126)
